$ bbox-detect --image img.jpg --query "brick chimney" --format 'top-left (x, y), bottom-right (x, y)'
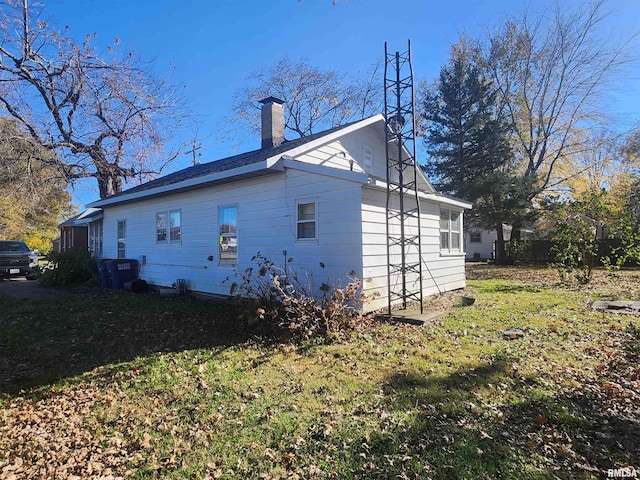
top-left (259, 96), bottom-right (285, 149)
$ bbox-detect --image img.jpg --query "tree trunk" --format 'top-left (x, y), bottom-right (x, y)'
top-left (96, 171), bottom-right (123, 199)
top-left (495, 223), bottom-right (506, 265)
top-left (511, 225), bottom-right (522, 243)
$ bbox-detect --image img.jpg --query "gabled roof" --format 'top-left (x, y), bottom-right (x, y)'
top-left (87, 114), bottom-right (467, 210)
top-left (88, 116), bottom-right (382, 208)
top-left (98, 120), bottom-right (365, 201)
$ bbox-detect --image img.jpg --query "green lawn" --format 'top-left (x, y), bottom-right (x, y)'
top-left (1, 266), bottom-right (639, 479)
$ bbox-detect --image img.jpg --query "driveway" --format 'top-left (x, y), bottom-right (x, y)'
top-left (0, 277), bottom-right (62, 300)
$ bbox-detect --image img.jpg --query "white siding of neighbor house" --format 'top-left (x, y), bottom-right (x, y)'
top-left (361, 186), bottom-right (466, 312)
top-left (465, 229), bottom-right (497, 261)
top-left (100, 168), bottom-right (364, 299)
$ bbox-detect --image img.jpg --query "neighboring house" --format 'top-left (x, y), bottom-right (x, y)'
top-left (58, 208), bottom-right (103, 253)
top-left (87, 98), bottom-right (471, 312)
top-left (465, 226), bottom-right (512, 261)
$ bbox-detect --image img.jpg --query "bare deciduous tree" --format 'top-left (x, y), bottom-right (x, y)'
top-left (480, 0), bottom-right (635, 235)
top-left (226, 58), bottom-right (382, 146)
top-left (0, 0), bottom-right (187, 198)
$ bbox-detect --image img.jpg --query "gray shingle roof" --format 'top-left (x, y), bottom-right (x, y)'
top-left (106, 121), bottom-right (363, 201)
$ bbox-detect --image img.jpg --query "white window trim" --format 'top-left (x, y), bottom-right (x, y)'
top-left (295, 198), bottom-right (318, 243)
top-left (440, 209), bottom-right (464, 256)
top-left (218, 204), bottom-right (238, 266)
top-left (156, 209), bottom-right (182, 244)
top-left (117, 219), bottom-right (126, 259)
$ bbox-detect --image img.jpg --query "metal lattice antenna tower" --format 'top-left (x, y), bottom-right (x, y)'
top-left (384, 40), bottom-right (423, 315)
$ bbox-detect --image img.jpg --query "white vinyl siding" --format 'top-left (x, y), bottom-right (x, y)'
top-left (361, 187), bottom-right (467, 312)
top-left (98, 169), bottom-right (363, 297)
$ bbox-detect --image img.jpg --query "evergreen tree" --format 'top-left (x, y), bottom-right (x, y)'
top-left (422, 43), bottom-right (511, 200)
top-left (421, 42), bottom-right (515, 262)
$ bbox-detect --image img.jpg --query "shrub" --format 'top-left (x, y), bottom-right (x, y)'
top-left (38, 250), bottom-right (95, 286)
top-left (550, 215), bottom-right (598, 284)
top-left (223, 253), bottom-right (366, 337)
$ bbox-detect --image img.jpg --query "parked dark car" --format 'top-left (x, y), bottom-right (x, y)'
top-left (0, 241), bottom-right (39, 278)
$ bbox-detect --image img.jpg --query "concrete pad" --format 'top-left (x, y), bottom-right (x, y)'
top-left (378, 309), bottom-right (444, 326)
top-left (592, 300), bottom-right (640, 315)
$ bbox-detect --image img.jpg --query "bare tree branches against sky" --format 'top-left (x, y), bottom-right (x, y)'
top-left (7, 0), bottom-right (637, 206)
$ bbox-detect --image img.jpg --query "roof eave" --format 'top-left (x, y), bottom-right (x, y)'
top-left (89, 159), bottom-right (284, 208)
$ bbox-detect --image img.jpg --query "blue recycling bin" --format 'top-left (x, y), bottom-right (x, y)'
top-left (107, 259), bottom-right (139, 289)
top-left (97, 259), bottom-right (112, 288)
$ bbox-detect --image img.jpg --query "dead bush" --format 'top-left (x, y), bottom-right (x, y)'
top-left (223, 253), bottom-right (366, 337)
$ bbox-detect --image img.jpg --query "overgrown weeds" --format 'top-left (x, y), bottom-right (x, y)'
top-left (223, 252), bottom-right (367, 337)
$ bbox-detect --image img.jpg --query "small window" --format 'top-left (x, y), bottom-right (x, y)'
top-left (156, 210), bottom-right (181, 243)
top-left (219, 205), bottom-right (237, 264)
top-left (363, 145), bottom-right (373, 173)
top-left (469, 231), bottom-right (482, 243)
top-left (440, 209), bottom-right (462, 253)
top-left (296, 200), bottom-right (317, 240)
top-left (117, 220), bottom-right (126, 259)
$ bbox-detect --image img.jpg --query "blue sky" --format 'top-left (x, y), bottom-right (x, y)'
top-left (41, 0), bottom-right (639, 207)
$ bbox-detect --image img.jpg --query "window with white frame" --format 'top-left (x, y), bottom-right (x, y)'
top-left (469, 230), bottom-right (482, 243)
top-left (296, 200), bottom-right (317, 240)
top-left (89, 219), bottom-right (103, 256)
top-left (156, 210), bottom-right (181, 243)
top-left (117, 220), bottom-right (126, 259)
top-left (440, 209), bottom-right (461, 253)
top-left (219, 205), bottom-right (237, 264)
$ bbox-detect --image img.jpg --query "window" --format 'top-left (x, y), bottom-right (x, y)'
top-left (156, 210), bottom-right (181, 243)
top-left (117, 220), bottom-right (126, 259)
top-left (440, 209), bottom-right (461, 253)
top-left (469, 230), bottom-right (482, 243)
top-left (363, 145), bottom-right (373, 173)
top-left (219, 205), bottom-right (237, 264)
top-left (296, 200), bottom-right (317, 240)
top-left (89, 220), bottom-right (103, 256)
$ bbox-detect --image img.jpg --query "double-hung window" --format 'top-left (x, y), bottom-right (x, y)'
top-left (469, 230), bottom-right (482, 243)
top-left (157, 210), bottom-right (181, 243)
top-left (440, 209), bottom-right (461, 253)
top-left (117, 220), bottom-right (126, 259)
top-left (296, 200), bottom-right (317, 241)
top-left (219, 205), bottom-right (237, 264)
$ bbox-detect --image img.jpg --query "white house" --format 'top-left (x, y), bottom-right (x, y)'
top-left (88, 98), bottom-right (471, 312)
top-left (464, 227), bottom-right (511, 261)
